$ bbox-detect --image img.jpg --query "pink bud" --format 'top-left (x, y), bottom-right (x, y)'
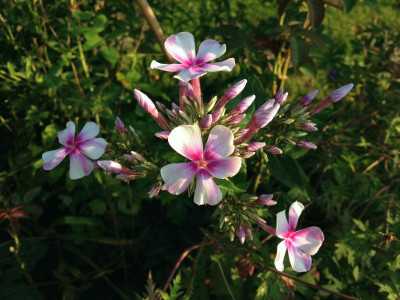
top-left (300, 90), bottom-right (319, 106)
top-left (328, 83), bottom-right (354, 102)
top-left (245, 228), bottom-right (253, 240)
top-left (298, 140), bottom-right (317, 149)
top-left (124, 154), bottom-right (136, 163)
top-left (172, 103), bottom-right (181, 112)
top-left (228, 114), bottom-right (246, 125)
top-left (155, 131), bottom-right (170, 139)
top-left (96, 160), bottom-right (135, 175)
top-left (116, 174), bottom-right (136, 181)
top-left (115, 117), bottom-right (125, 134)
top-left (149, 185), bottom-right (161, 198)
top-left (255, 194), bottom-right (276, 206)
top-left (301, 122), bottom-right (318, 131)
top-left (134, 89), bottom-right (169, 129)
top-left (216, 79), bottom-right (247, 110)
top-left (211, 108), bottom-right (223, 122)
top-left (308, 98), bottom-right (331, 115)
top-left (254, 102), bottom-right (280, 129)
top-left (130, 151), bottom-right (145, 161)
top-left (230, 95), bottom-right (255, 116)
top-left (267, 146), bottom-right (282, 154)
top-left (200, 114), bottom-right (213, 129)
top-left (256, 218), bottom-right (276, 235)
top-left (243, 151), bottom-right (255, 159)
top-left (237, 225), bottom-right (246, 244)
top-left (247, 142), bottom-right (266, 152)
top-left (274, 89), bottom-right (288, 105)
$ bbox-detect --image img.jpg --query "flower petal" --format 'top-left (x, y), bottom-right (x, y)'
top-left (165, 32), bottom-right (196, 65)
top-left (289, 201), bottom-right (304, 231)
top-left (207, 157), bottom-right (241, 179)
top-left (174, 67), bottom-right (207, 82)
top-left (58, 121), bottom-right (76, 146)
top-left (160, 162), bottom-right (197, 195)
top-left (276, 209), bottom-right (290, 239)
top-left (168, 125), bottom-right (203, 161)
top-left (287, 243), bottom-right (312, 272)
top-left (76, 122), bottom-right (100, 143)
top-left (274, 240), bottom-right (287, 272)
top-left (193, 170), bottom-right (222, 206)
top-left (150, 61), bottom-right (186, 72)
top-left (42, 148), bottom-right (69, 170)
top-left (290, 227), bottom-right (324, 255)
top-left (78, 138), bottom-right (106, 160)
top-left (200, 58), bottom-right (235, 72)
top-left (69, 150), bottom-right (94, 180)
top-left (195, 40), bottom-right (226, 65)
top-left (204, 125), bottom-right (235, 160)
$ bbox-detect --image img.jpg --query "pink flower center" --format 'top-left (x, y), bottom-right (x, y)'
top-left (197, 160), bottom-right (207, 169)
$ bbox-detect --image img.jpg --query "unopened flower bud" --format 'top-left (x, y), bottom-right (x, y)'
top-left (228, 114), bottom-right (246, 125)
top-left (115, 117), bottom-right (125, 134)
top-left (134, 89), bottom-right (169, 129)
top-left (237, 225), bottom-right (246, 244)
top-left (245, 228), bottom-right (253, 240)
top-left (328, 83), bottom-right (354, 102)
top-left (274, 89), bottom-right (288, 105)
top-left (116, 174), bottom-right (136, 181)
top-left (267, 146), bottom-right (282, 154)
top-left (243, 151), bottom-right (255, 159)
top-left (300, 89), bottom-right (319, 106)
top-left (205, 96), bottom-right (218, 113)
top-left (301, 122), bottom-right (318, 131)
top-left (172, 103), bottom-right (180, 112)
top-left (298, 140), bottom-right (317, 149)
top-left (149, 184), bottom-right (161, 198)
top-left (96, 160), bottom-right (135, 175)
top-left (255, 194), bottom-right (276, 206)
top-left (155, 131), bottom-right (170, 139)
top-left (254, 102), bottom-right (280, 129)
top-left (247, 142), bottom-right (266, 152)
top-left (200, 114), bottom-right (212, 129)
top-left (212, 108), bottom-right (223, 122)
top-left (216, 79), bottom-right (247, 110)
top-left (130, 151), bottom-right (145, 161)
top-left (230, 95), bottom-right (255, 116)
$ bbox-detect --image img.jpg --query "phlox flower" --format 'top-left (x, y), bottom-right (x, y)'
top-left (42, 122), bottom-right (106, 180)
top-left (161, 125), bottom-right (241, 205)
top-left (151, 32), bottom-right (235, 82)
top-left (275, 201), bottom-right (324, 272)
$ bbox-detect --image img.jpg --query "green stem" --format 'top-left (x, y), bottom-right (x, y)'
top-left (215, 256), bottom-right (235, 300)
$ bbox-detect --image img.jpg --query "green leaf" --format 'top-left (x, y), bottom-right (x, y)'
top-left (290, 36), bottom-right (309, 69)
top-left (306, 0), bottom-right (325, 28)
top-left (89, 199), bottom-right (107, 215)
top-left (72, 11), bottom-right (93, 21)
top-left (101, 46), bottom-right (119, 66)
top-left (300, 60), bottom-right (317, 77)
top-left (51, 216), bottom-right (104, 227)
top-left (93, 14), bottom-right (107, 32)
top-left (214, 178), bottom-right (247, 196)
top-left (323, 0), bottom-right (345, 10)
top-left (83, 32), bottom-right (104, 51)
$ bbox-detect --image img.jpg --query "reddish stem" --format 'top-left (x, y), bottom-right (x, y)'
top-left (191, 77), bottom-right (202, 105)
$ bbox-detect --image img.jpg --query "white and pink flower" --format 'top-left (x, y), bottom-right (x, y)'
top-left (161, 125), bottom-right (241, 205)
top-left (150, 32), bottom-right (235, 82)
top-left (275, 201), bottom-right (324, 272)
top-left (42, 121), bottom-right (106, 180)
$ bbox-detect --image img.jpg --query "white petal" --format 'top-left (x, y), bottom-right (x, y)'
top-left (195, 40), bottom-right (226, 64)
top-left (291, 227), bottom-right (324, 255)
top-left (206, 157), bottom-right (241, 179)
top-left (287, 243), bottom-right (312, 272)
top-left (58, 121), bottom-right (76, 146)
top-left (276, 209), bottom-right (290, 239)
top-left (78, 138), bottom-right (106, 160)
top-left (69, 151), bottom-right (94, 180)
top-left (150, 61), bottom-right (186, 72)
top-left (289, 201), bottom-right (304, 231)
top-left (174, 67), bottom-right (207, 82)
top-left (193, 170), bottom-right (222, 206)
top-left (42, 148), bottom-right (69, 170)
top-left (204, 125), bottom-right (235, 160)
top-left (274, 240), bottom-right (287, 272)
top-left (76, 122), bottom-right (100, 143)
top-left (200, 58), bottom-right (235, 72)
top-left (168, 125), bottom-right (203, 161)
top-left (160, 162), bottom-right (197, 195)
top-left (165, 32), bottom-right (196, 65)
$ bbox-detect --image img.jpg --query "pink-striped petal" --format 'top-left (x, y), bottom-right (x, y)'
top-left (193, 170), bottom-right (222, 205)
top-left (160, 162), bottom-right (197, 195)
top-left (69, 150), bottom-right (94, 180)
top-left (168, 125), bottom-right (203, 161)
top-left (165, 32), bottom-right (196, 65)
top-left (289, 201), bottom-right (304, 231)
top-left (42, 148), bottom-right (69, 170)
top-left (207, 157), bottom-right (241, 179)
top-left (78, 138), bottom-right (106, 160)
top-left (200, 58), bottom-right (235, 72)
top-left (174, 67), bottom-right (207, 82)
top-left (274, 240), bottom-right (287, 272)
top-left (76, 122), bottom-right (100, 143)
top-left (58, 121), bottom-right (75, 146)
top-left (195, 40), bottom-right (226, 65)
top-left (204, 125), bottom-right (235, 160)
top-left (290, 227), bottom-right (324, 255)
top-left (276, 209), bottom-right (290, 239)
top-left (150, 61), bottom-right (186, 72)
top-left (287, 243), bottom-right (312, 272)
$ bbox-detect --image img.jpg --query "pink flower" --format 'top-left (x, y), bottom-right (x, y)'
top-left (42, 121), bottom-right (106, 180)
top-left (150, 32), bottom-right (235, 82)
top-left (160, 125), bottom-right (241, 205)
top-left (275, 201), bottom-right (324, 272)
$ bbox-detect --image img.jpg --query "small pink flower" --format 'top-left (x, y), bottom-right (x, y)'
top-left (229, 95), bottom-right (255, 116)
top-left (161, 125), bottom-right (241, 205)
top-left (275, 201), bottom-right (324, 272)
top-left (42, 122), bottom-right (106, 180)
top-left (150, 32), bottom-right (235, 82)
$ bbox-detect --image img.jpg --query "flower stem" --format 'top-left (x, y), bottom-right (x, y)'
top-left (191, 77), bottom-right (202, 105)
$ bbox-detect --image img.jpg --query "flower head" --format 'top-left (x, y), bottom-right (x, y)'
top-left (160, 125), bottom-right (241, 205)
top-left (275, 201), bottom-right (324, 272)
top-left (150, 32), bottom-right (235, 82)
top-left (42, 122), bottom-right (106, 180)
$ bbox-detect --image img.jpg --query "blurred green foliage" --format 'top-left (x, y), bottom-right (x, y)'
top-left (0, 0), bottom-right (399, 299)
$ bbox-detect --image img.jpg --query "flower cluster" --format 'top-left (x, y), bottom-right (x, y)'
top-left (42, 31), bottom-right (353, 274)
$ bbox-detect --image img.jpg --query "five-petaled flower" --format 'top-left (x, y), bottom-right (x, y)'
top-left (275, 201), bottom-right (324, 272)
top-left (150, 32), bottom-right (235, 82)
top-left (161, 125), bottom-right (241, 205)
top-left (42, 121), bottom-right (106, 180)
